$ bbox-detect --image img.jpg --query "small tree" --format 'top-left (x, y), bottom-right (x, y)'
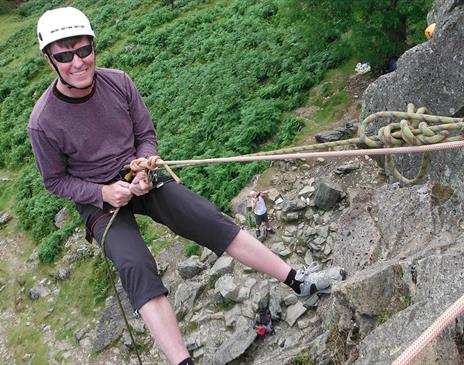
top-left (284, 0), bottom-right (433, 68)
top-left (348, 0), bottom-right (433, 67)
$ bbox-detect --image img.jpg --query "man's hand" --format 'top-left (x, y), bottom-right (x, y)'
top-left (129, 170), bottom-right (152, 196)
top-left (102, 181), bottom-right (133, 207)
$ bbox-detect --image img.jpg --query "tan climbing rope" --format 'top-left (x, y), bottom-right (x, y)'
top-left (131, 104), bottom-right (464, 187)
top-left (160, 141), bottom-right (464, 166)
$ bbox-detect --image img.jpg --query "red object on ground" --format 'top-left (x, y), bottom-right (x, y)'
top-left (256, 326), bottom-right (266, 336)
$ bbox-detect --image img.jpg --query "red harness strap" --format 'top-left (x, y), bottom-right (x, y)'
top-left (90, 211), bottom-right (113, 239)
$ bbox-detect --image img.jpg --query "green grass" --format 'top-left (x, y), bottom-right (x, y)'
top-left (293, 59), bottom-right (357, 143)
top-left (5, 267), bottom-right (52, 363)
top-left (8, 322), bottom-right (49, 364)
top-left (312, 90), bottom-right (351, 123)
top-left (0, 174), bottom-right (15, 211)
top-left (184, 242), bottom-right (201, 257)
top-left (376, 310), bottom-right (392, 326)
top-left (53, 259), bottom-right (106, 319)
top-left (215, 298), bottom-right (235, 311)
top-left (0, 260), bottom-right (10, 311)
top-left (323, 58), bottom-right (357, 80)
top-left (0, 12), bottom-right (22, 42)
top-left (9, 259), bottom-right (106, 352)
top-left (291, 351), bottom-right (314, 365)
top-left (0, 12), bottom-right (38, 71)
top-left (136, 215), bottom-right (177, 255)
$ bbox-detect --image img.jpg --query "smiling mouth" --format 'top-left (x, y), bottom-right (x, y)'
top-left (71, 69), bottom-right (88, 76)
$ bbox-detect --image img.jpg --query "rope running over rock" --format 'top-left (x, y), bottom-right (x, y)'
top-left (128, 104), bottom-right (464, 186)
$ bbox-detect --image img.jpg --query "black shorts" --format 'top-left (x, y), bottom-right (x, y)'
top-left (255, 211), bottom-right (269, 226)
top-left (76, 176), bottom-right (240, 311)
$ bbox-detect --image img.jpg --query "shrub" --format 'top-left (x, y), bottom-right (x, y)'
top-left (184, 242), bottom-right (201, 257)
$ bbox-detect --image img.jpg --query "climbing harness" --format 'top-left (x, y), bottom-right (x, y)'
top-left (101, 104), bottom-right (464, 364)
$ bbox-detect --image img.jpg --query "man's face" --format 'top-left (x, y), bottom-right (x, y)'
top-left (47, 36), bottom-right (96, 95)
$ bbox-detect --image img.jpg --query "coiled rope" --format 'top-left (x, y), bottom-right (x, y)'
top-left (112, 104), bottom-right (464, 364)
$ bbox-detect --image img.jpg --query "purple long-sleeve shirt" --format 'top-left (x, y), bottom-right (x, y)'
top-left (28, 68), bottom-right (157, 208)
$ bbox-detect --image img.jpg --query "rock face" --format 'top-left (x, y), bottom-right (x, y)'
top-left (93, 283), bottom-right (137, 353)
top-left (354, 251), bottom-right (464, 365)
top-left (323, 1), bottom-right (464, 364)
top-left (360, 0), bottom-right (464, 198)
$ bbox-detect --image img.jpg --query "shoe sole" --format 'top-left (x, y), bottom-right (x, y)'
top-left (302, 286), bottom-right (332, 307)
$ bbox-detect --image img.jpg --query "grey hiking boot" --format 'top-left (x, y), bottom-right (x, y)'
top-left (296, 263), bottom-right (347, 307)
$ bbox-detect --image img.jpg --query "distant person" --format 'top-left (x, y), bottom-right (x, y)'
top-left (250, 190), bottom-right (275, 238)
top-left (28, 7), bottom-right (345, 365)
top-left (385, 58), bottom-right (397, 74)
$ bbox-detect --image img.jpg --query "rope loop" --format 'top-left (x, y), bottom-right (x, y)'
top-left (128, 155), bottom-right (163, 172)
top-left (129, 157), bottom-right (149, 173)
top-left (127, 155), bottom-right (181, 184)
top-left (146, 155), bottom-right (160, 169)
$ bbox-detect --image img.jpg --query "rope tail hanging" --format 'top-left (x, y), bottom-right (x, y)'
top-left (97, 207), bottom-right (144, 365)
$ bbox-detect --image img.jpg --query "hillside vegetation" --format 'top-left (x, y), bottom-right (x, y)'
top-left (0, 0), bottom-right (431, 263)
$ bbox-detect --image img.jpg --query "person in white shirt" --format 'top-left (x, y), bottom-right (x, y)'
top-left (250, 190), bottom-right (275, 238)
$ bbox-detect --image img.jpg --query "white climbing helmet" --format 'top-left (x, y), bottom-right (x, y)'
top-left (37, 7), bottom-right (95, 51)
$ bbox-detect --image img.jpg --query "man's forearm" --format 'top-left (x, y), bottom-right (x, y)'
top-left (44, 174), bottom-right (104, 208)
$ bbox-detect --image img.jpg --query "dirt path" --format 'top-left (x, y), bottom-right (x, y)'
top-left (0, 222), bottom-right (96, 364)
top-left (0, 231), bottom-right (22, 365)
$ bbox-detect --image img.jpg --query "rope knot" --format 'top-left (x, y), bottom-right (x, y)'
top-left (146, 155), bottom-right (160, 169)
top-left (129, 157), bottom-right (149, 173)
top-left (128, 155), bottom-right (181, 184)
top-left (129, 155), bottom-right (163, 172)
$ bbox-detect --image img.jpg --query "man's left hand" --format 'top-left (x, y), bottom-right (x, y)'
top-left (129, 170), bottom-right (152, 196)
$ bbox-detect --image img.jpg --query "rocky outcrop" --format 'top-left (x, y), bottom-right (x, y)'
top-left (313, 2), bottom-right (464, 363)
top-left (360, 0), bottom-right (464, 197)
top-left (353, 250), bottom-right (464, 365)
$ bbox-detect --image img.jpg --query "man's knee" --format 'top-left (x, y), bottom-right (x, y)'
top-left (117, 257), bottom-right (168, 310)
top-left (119, 257), bottom-right (156, 278)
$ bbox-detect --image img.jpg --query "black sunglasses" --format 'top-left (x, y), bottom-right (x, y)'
top-left (52, 44), bottom-right (93, 63)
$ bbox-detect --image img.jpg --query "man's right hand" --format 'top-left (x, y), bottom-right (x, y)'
top-left (101, 181), bottom-right (133, 207)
